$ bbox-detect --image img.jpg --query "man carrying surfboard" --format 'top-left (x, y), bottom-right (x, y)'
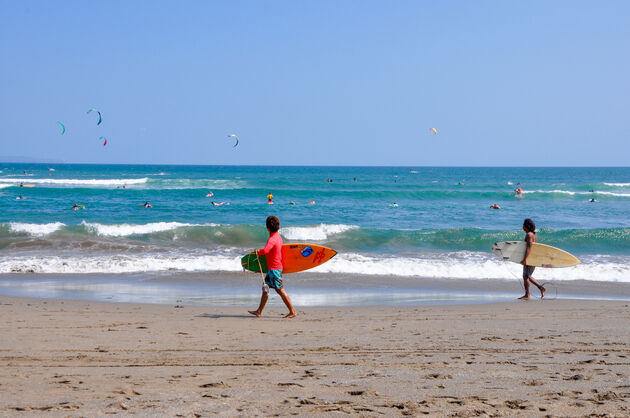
top-left (519, 218), bottom-right (546, 300)
top-left (248, 216), bottom-right (297, 319)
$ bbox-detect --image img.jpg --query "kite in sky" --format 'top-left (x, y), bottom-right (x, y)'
top-left (228, 134), bottom-right (239, 147)
top-left (87, 108), bottom-right (103, 125)
top-left (57, 121), bottom-right (66, 135)
top-left (99, 136), bottom-right (107, 146)
top-left (430, 128), bottom-right (438, 135)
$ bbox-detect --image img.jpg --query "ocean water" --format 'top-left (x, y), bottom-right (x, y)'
top-left (1, 164), bottom-right (629, 305)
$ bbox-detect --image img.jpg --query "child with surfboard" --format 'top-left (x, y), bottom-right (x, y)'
top-left (248, 216), bottom-right (297, 319)
top-left (519, 218), bottom-right (546, 300)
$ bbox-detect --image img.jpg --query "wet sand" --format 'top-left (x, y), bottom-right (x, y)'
top-left (1, 296), bottom-right (629, 416)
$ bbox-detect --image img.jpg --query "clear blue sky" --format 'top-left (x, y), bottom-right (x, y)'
top-left (1, 1), bottom-right (628, 166)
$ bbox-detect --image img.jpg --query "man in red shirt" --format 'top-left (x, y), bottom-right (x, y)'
top-left (248, 216), bottom-right (297, 318)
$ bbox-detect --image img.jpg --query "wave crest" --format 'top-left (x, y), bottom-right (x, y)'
top-left (82, 221), bottom-right (194, 237)
top-left (280, 224), bottom-right (359, 241)
top-left (9, 222), bottom-right (65, 236)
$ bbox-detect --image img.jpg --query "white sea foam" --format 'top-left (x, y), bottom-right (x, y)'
top-left (522, 189), bottom-right (630, 197)
top-left (9, 222), bottom-right (66, 236)
top-left (82, 221), bottom-right (194, 237)
top-left (0, 254), bottom-right (242, 274)
top-left (309, 252), bottom-right (630, 283)
top-left (593, 191), bottom-right (630, 197)
top-left (522, 189), bottom-right (580, 195)
top-left (0, 178), bottom-right (148, 187)
top-left (280, 224), bottom-right (358, 241)
top-left (0, 184), bottom-right (11, 189)
top-left (2, 251), bottom-right (628, 282)
top-left (603, 183), bottom-right (630, 187)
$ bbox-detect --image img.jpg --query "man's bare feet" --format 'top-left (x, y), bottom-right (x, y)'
top-left (518, 295), bottom-right (531, 300)
top-left (284, 312), bottom-right (297, 319)
top-left (540, 286), bottom-right (546, 298)
top-left (248, 310), bottom-right (261, 317)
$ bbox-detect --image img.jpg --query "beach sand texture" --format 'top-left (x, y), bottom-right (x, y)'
top-left (1, 296), bottom-right (629, 416)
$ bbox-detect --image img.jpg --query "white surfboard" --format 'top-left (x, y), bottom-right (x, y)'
top-left (492, 241), bottom-right (580, 268)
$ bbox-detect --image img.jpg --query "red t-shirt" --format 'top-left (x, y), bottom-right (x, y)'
top-left (258, 232), bottom-right (283, 270)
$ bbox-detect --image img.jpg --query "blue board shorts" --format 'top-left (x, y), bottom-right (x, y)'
top-left (265, 269), bottom-right (283, 290)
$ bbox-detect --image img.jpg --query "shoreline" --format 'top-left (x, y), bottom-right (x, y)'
top-left (2, 272), bottom-right (630, 308)
top-left (1, 295), bottom-right (629, 415)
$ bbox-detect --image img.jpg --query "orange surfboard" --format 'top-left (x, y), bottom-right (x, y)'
top-left (241, 243), bottom-right (337, 274)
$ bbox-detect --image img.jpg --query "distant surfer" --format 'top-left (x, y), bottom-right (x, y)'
top-left (206, 191), bottom-right (214, 198)
top-left (289, 201), bottom-right (295, 205)
top-left (588, 198), bottom-right (597, 203)
top-left (514, 187), bottom-right (523, 198)
top-left (389, 202), bottom-right (398, 208)
top-left (267, 193), bottom-right (274, 205)
top-left (308, 199), bottom-right (316, 205)
top-left (16, 195), bottom-right (25, 200)
top-left (211, 201), bottom-right (229, 206)
top-left (143, 201), bottom-right (152, 208)
top-left (249, 216), bottom-right (297, 319)
top-left (519, 218), bottom-right (545, 300)
top-left (72, 203), bottom-right (85, 211)
top-left (490, 204), bottom-right (500, 210)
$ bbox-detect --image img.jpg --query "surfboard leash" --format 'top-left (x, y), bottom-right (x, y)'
top-left (505, 266), bottom-right (559, 300)
top-left (255, 250), bottom-right (269, 293)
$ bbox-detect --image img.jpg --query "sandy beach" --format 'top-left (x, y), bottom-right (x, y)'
top-left (1, 296), bottom-right (629, 416)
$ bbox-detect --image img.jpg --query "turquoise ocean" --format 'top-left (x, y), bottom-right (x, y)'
top-left (1, 164), bottom-right (629, 305)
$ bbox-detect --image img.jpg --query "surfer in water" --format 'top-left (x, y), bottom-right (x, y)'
top-left (267, 193), bottom-right (274, 204)
top-left (249, 216), bottom-right (297, 319)
top-left (519, 218), bottom-right (546, 300)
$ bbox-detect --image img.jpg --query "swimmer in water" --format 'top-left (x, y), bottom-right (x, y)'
top-left (206, 191), bottom-right (214, 198)
top-left (143, 201), bottom-right (152, 208)
top-left (16, 195), bottom-right (25, 200)
top-left (289, 201), bottom-right (295, 205)
top-left (308, 200), bottom-right (316, 205)
top-left (389, 203), bottom-right (399, 208)
top-left (490, 204), bottom-right (501, 210)
top-left (212, 201), bottom-right (230, 206)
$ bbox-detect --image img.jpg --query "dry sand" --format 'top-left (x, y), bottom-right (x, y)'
top-left (1, 296), bottom-right (629, 416)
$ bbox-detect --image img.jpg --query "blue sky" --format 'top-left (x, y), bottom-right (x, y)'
top-left (0, 1), bottom-right (628, 166)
